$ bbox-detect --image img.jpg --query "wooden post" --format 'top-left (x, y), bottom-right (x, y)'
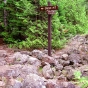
top-left (40, 2), bottom-right (58, 56)
top-left (48, 1), bottom-right (52, 56)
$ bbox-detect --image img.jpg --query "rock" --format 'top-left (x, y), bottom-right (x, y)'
top-left (67, 49), bottom-right (80, 55)
top-left (27, 56), bottom-right (41, 67)
top-left (0, 81), bottom-right (5, 87)
top-left (46, 79), bottom-right (76, 88)
top-left (57, 74), bottom-right (67, 81)
top-left (57, 82), bottom-right (76, 88)
top-left (61, 53), bottom-right (68, 60)
top-left (20, 51), bottom-right (32, 56)
top-left (0, 50), bottom-right (7, 57)
top-left (59, 59), bottom-right (70, 66)
top-left (15, 53), bottom-right (29, 64)
top-left (4, 78), bottom-right (22, 88)
top-left (68, 53), bottom-right (81, 65)
top-left (54, 55), bottom-right (61, 60)
top-left (79, 44), bottom-right (88, 52)
top-left (42, 63), bottom-right (54, 79)
top-left (22, 73), bottom-right (46, 88)
top-left (0, 65), bottom-right (10, 75)
top-left (41, 55), bottom-right (55, 65)
top-left (32, 49), bottom-right (43, 57)
top-left (54, 70), bottom-right (62, 77)
top-left (46, 79), bottom-right (58, 88)
top-left (5, 56), bottom-right (16, 64)
top-left (0, 60), bottom-right (6, 66)
top-left (82, 54), bottom-right (88, 64)
top-left (43, 49), bottom-right (55, 55)
top-left (67, 83), bottom-right (76, 88)
top-left (5, 68), bottom-right (21, 78)
top-left (11, 52), bottom-right (30, 64)
top-left (43, 49), bottom-right (48, 54)
top-left (21, 65), bottom-right (38, 76)
top-left (78, 65), bottom-right (88, 77)
top-left (13, 80), bottom-right (22, 88)
top-left (55, 63), bottom-right (63, 71)
top-left (64, 66), bottom-right (74, 80)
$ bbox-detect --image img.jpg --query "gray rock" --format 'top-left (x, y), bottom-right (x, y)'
top-left (78, 65), bottom-right (88, 77)
top-left (13, 80), bottom-right (22, 88)
top-left (20, 51), bottom-right (32, 56)
top-left (68, 53), bottom-right (81, 65)
top-left (8, 52), bottom-right (27, 64)
top-left (55, 64), bottom-right (63, 71)
top-left (27, 56), bottom-right (41, 67)
top-left (5, 69), bottom-right (21, 78)
top-left (42, 63), bottom-right (54, 79)
top-left (0, 81), bottom-right (5, 87)
top-left (0, 50), bottom-right (7, 57)
top-left (43, 49), bottom-right (48, 54)
top-left (61, 54), bottom-right (68, 60)
top-left (57, 82), bottom-right (76, 88)
top-left (32, 49), bottom-right (43, 57)
top-left (5, 56), bottom-right (16, 64)
top-left (59, 59), bottom-right (70, 66)
top-left (21, 65), bottom-right (38, 75)
top-left (63, 66), bottom-right (74, 80)
top-left (41, 55), bottom-right (55, 65)
top-left (22, 73), bottom-right (46, 88)
top-left (57, 74), bottom-right (67, 81)
top-left (0, 60), bottom-right (6, 65)
top-left (46, 79), bottom-right (76, 88)
top-left (46, 79), bottom-right (58, 88)
top-left (43, 49), bottom-right (55, 55)
top-left (54, 70), bottom-right (62, 77)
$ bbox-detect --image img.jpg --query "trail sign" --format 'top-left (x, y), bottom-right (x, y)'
top-left (40, 2), bottom-right (58, 56)
top-left (40, 6), bottom-right (58, 11)
top-left (46, 10), bottom-right (55, 15)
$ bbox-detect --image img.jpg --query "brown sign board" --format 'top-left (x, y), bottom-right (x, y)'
top-left (40, 6), bottom-right (58, 11)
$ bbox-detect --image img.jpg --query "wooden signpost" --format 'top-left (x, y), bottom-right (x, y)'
top-left (40, 1), bottom-right (58, 56)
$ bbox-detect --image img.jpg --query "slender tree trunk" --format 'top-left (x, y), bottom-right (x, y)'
top-left (4, 0), bottom-right (7, 28)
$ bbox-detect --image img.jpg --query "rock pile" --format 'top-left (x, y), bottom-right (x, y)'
top-left (0, 35), bottom-right (88, 88)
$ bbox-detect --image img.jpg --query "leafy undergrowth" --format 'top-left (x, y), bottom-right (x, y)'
top-left (73, 70), bottom-right (88, 88)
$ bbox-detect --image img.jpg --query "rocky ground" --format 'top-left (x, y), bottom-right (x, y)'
top-left (0, 35), bottom-right (88, 88)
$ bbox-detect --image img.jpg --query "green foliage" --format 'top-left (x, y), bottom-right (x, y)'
top-left (58, 0), bottom-right (88, 34)
top-left (74, 70), bottom-right (88, 88)
top-left (0, 0), bottom-right (88, 49)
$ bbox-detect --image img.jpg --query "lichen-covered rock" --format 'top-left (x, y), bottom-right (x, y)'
top-left (42, 63), bottom-right (54, 79)
top-left (27, 56), bottom-right (41, 67)
top-left (21, 65), bottom-right (38, 75)
top-left (13, 80), bottom-right (22, 88)
top-left (32, 49), bottom-right (43, 57)
top-left (22, 73), bottom-right (46, 88)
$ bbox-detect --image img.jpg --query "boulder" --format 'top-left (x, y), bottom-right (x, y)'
top-left (27, 56), bottom-right (41, 67)
top-left (42, 63), bottom-right (54, 79)
top-left (41, 55), bottom-right (55, 65)
top-left (22, 73), bottom-right (46, 88)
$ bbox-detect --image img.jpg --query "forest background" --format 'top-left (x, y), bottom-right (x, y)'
top-left (0, 0), bottom-right (88, 49)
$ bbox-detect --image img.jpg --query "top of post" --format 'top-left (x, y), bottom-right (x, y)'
top-left (48, 1), bottom-right (51, 6)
